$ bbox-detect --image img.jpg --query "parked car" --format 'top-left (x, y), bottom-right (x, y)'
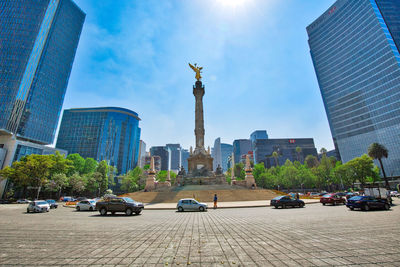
top-left (308, 192), bottom-right (321, 198)
top-left (320, 193), bottom-right (346, 206)
top-left (177, 198), bottom-right (208, 212)
top-left (17, 199), bottom-right (31, 204)
top-left (346, 196), bottom-right (390, 211)
top-left (46, 199), bottom-right (58, 209)
top-left (390, 191), bottom-right (400, 198)
top-left (345, 192), bottom-right (358, 200)
top-left (96, 197), bottom-right (144, 216)
top-left (27, 200), bottom-right (50, 213)
top-left (271, 196), bottom-right (305, 208)
top-left (76, 199), bottom-right (97, 211)
top-left (0, 199), bottom-right (11, 204)
top-left (364, 187), bottom-right (392, 205)
top-left (60, 196), bottom-right (75, 202)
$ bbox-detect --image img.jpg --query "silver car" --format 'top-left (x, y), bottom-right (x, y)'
top-left (177, 198), bottom-right (207, 212)
top-left (76, 199), bottom-right (96, 211)
top-left (27, 200), bottom-right (50, 213)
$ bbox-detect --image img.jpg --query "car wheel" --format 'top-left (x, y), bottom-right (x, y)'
top-left (274, 205), bottom-right (278, 209)
top-left (27, 209), bottom-right (29, 213)
top-left (282, 204), bottom-right (286, 209)
top-left (135, 208), bottom-right (142, 215)
top-left (363, 204), bottom-right (370, 211)
top-left (322, 203), bottom-right (326, 206)
top-left (76, 206), bottom-right (80, 211)
top-left (100, 208), bottom-right (107, 216)
top-left (89, 207), bottom-right (93, 211)
top-left (300, 203), bottom-right (304, 208)
top-left (178, 206), bottom-right (184, 212)
top-left (332, 202), bottom-right (336, 206)
top-left (384, 204), bottom-right (390, 210)
top-left (125, 208), bottom-right (133, 216)
top-left (199, 206), bottom-right (205, 212)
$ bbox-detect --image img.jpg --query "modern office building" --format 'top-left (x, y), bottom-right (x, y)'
top-left (150, 146), bottom-right (169, 171)
top-left (250, 130), bottom-right (268, 144)
top-left (166, 144), bottom-right (182, 172)
top-left (253, 138), bottom-right (318, 168)
top-left (0, 135), bottom-right (68, 198)
top-left (232, 139), bottom-right (252, 164)
top-left (181, 149), bottom-right (190, 171)
top-left (0, 0), bottom-right (85, 145)
top-left (138, 140), bottom-right (146, 168)
top-left (220, 143), bottom-right (233, 172)
top-left (308, 0), bottom-right (400, 176)
top-left (56, 107), bottom-right (141, 175)
top-left (144, 155), bottom-right (161, 171)
top-left (212, 138), bottom-right (222, 171)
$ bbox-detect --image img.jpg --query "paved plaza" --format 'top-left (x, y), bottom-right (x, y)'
top-left (0, 200), bottom-right (400, 266)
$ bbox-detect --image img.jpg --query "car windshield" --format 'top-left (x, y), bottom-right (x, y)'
top-left (37, 201), bottom-right (48, 205)
top-left (349, 196), bottom-right (363, 200)
top-left (122, 197), bottom-right (135, 203)
top-left (46, 200), bottom-right (55, 203)
top-left (323, 194), bottom-right (333, 198)
top-left (272, 196), bottom-right (285, 200)
top-left (89, 200), bottom-right (96, 204)
top-left (191, 200), bottom-right (199, 204)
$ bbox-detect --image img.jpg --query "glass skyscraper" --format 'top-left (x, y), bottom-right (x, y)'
top-left (307, 0), bottom-right (400, 176)
top-left (56, 107), bottom-right (141, 175)
top-left (0, 0), bottom-right (85, 144)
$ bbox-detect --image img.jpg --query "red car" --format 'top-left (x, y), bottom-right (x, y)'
top-left (320, 193), bottom-right (346, 206)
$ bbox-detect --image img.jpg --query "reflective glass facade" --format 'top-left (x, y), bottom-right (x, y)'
top-left (0, 0), bottom-right (85, 144)
top-left (56, 108), bottom-right (141, 175)
top-left (307, 0), bottom-right (400, 175)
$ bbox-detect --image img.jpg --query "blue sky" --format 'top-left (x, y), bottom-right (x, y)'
top-left (64, 0), bottom-right (336, 151)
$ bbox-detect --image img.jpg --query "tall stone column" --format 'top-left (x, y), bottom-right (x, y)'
top-left (193, 80), bottom-right (205, 153)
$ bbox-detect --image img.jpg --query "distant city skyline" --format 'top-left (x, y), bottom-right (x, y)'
top-left (62, 0), bottom-right (337, 151)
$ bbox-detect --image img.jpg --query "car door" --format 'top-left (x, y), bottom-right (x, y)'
top-left (182, 200), bottom-right (191, 210)
top-left (191, 200), bottom-right (199, 210)
top-left (81, 201), bottom-right (89, 210)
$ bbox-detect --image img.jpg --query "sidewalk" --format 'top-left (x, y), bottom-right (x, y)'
top-left (144, 199), bottom-right (320, 210)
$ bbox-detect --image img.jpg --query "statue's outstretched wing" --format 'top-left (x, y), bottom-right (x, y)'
top-left (189, 63), bottom-right (196, 71)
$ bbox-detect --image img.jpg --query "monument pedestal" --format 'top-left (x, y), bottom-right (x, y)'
top-left (145, 172), bottom-right (156, 191)
top-left (187, 152), bottom-right (213, 176)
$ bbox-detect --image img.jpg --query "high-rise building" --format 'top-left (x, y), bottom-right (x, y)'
top-left (253, 138), bottom-right (318, 168)
top-left (56, 107), bottom-right (141, 174)
top-left (181, 149), bottom-right (190, 171)
top-left (307, 0), bottom-right (400, 175)
top-left (0, 0), bottom-right (85, 145)
top-left (166, 144), bottom-right (181, 172)
top-left (212, 138), bottom-right (222, 171)
top-left (250, 130), bottom-right (268, 162)
top-left (138, 140), bottom-right (146, 168)
top-left (150, 146), bottom-right (169, 171)
top-left (232, 139), bottom-right (252, 164)
top-left (220, 143), bottom-right (233, 172)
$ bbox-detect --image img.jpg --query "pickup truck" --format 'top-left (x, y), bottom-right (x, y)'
top-left (364, 187), bottom-right (392, 205)
top-left (96, 197), bottom-right (144, 216)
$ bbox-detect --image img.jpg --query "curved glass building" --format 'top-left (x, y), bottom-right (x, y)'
top-left (307, 0), bottom-right (400, 176)
top-left (0, 0), bottom-right (85, 144)
top-left (56, 107), bottom-right (141, 174)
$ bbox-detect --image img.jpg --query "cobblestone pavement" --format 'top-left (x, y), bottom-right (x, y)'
top-left (0, 199), bottom-right (400, 266)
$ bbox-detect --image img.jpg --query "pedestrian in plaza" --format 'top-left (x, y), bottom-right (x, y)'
top-left (213, 194), bottom-right (218, 209)
top-left (296, 193), bottom-right (299, 200)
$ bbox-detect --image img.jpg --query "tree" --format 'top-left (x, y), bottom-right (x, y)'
top-left (320, 147), bottom-right (327, 155)
top-left (121, 167), bottom-right (144, 192)
top-left (96, 160), bottom-right (110, 194)
top-left (368, 143), bottom-right (390, 189)
top-left (332, 162), bottom-right (353, 190)
top-left (69, 172), bottom-right (86, 194)
top-left (49, 151), bottom-right (72, 176)
top-left (82, 158), bottom-right (98, 175)
top-left (305, 155), bottom-right (319, 169)
top-left (347, 155), bottom-right (378, 189)
top-left (271, 151), bottom-right (279, 167)
top-left (67, 153), bottom-right (85, 175)
top-left (295, 146), bottom-right (302, 162)
top-left (45, 173), bottom-right (68, 198)
top-left (234, 163), bottom-right (245, 180)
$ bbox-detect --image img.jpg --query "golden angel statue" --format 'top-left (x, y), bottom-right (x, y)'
top-left (189, 63), bottom-right (203, 81)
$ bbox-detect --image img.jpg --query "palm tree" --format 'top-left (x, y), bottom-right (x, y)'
top-left (320, 147), bottom-right (327, 155)
top-left (295, 146), bottom-right (302, 162)
top-left (368, 143), bottom-right (389, 189)
top-left (272, 151), bottom-right (279, 167)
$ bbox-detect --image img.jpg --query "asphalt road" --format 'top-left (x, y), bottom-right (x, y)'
top-left (0, 199), bottom-right (399, 266)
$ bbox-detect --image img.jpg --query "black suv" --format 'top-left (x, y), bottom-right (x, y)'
top-left (271, 196), bottom-right (305, 208)
top-left (96, 197), bottom-right (144, 216)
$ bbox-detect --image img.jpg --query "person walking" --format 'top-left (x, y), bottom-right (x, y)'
top-left (213, 194), bottom-right (218, 209)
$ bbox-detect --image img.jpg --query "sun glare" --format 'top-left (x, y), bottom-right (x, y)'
top-left (217, 0), bottom-right (249, 8)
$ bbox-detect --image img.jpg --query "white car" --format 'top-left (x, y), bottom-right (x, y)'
top-left (177, 198), bottom-right (208, 212)
top-left (76, 199), bottom-right (97, 211)
top-left (27, 200), bottom-right (50, 213)
top-left (17, 199), bottom-right (31, 204)
top-left (390, 191), bottom-right (400, 197)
